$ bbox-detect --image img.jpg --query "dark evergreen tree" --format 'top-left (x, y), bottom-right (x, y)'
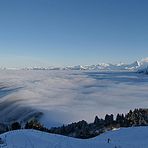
top-left (94, 116), bottom-right (100, 125)
top-left (11, 122), bottom-right (21, 130)
top-left (116, 114), bottom-right (125, 126)
top-left (105, 114), bottom-right (114, 125)
top-left (25, 119), bottom-right (44, 130)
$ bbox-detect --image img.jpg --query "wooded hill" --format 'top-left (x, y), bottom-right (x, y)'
top-left (3, 108), bottom-right (148, 139)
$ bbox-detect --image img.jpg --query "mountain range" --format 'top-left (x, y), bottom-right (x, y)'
top-left (23, 58), bottom-right (148, 71)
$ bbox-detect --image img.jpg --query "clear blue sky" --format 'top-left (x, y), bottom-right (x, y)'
top-left (0, 0), bottom-right (148, 67)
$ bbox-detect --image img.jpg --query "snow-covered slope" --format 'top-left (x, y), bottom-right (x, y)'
top-left (1, 127), bottom-right (148, 148)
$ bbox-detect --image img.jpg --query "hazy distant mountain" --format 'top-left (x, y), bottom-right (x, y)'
top-left (4, 58), bottom-right (148, 71)
top-left (63, 60), bottom-right (141, 71)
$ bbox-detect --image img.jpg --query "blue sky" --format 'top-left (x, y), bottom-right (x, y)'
top-left (0, 0), bottom-right (148, 67)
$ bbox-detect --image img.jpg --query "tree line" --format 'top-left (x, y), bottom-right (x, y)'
top-left (2, 108), bottom-right (148, 139)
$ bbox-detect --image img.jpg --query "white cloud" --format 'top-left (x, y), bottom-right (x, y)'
top-left (0, 70), bottom-right (148, 127)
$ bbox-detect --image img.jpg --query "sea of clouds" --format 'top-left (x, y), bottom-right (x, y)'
top-left (0, 70), bottom-right (148, 127)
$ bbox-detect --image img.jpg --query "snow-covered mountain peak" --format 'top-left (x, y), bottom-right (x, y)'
top-left (132, 61), bottom-right (140, 67)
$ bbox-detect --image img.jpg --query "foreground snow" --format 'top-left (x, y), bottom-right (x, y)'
top-left (1, 127), bottom-right (148, 148)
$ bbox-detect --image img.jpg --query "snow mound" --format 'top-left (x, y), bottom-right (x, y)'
top-left (1, 126), bottom-right (148, 148)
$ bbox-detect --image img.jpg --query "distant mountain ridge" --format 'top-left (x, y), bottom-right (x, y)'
top-left (21, 58), bottom-right (148, 71)
top-left (63, 61), bottom-right (139, 71)
top-left (2, 58), bottom-right (148, 71)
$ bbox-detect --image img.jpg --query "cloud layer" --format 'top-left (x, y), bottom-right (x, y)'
top-left (0, 70), bottom-right (148, 127)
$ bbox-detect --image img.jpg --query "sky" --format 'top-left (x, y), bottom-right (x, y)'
top-left (0, 0), bottom-right (148, 68)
